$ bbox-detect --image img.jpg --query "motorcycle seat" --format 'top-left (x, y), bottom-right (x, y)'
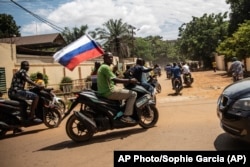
top-left (95, 94), bottom-right (120, 105)
top-left (0, 99), bottom-right (22, 106)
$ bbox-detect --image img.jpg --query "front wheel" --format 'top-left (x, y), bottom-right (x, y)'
top-left (43, 107), bottom-right (61, 128)
top-left (66, 114), bottom-right (94, 142)
top-left (56, 99), bottom-right (66, 115)
top-left (138, 104), bottom-right (159, 129)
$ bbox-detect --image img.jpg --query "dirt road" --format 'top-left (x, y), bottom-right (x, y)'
top-left (1, 70), bottom-right (250, 167)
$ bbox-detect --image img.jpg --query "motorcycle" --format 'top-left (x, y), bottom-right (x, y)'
top-left (232, 72), bottom-right (243, 82)
top-left (173, 77), bottom-right (182, 95)
top-left (44, 88), bottom-right (66, 116)
top-left (63, 84), bottom-right (159, 142)
top-left (183, 73), bottom-right (194, 87)
top-left (167, 71), bottom-right (171, 79)
top-left (0, 87), bottom-right (62, 137)
top-left (148, 75), bottom-right (161, 94)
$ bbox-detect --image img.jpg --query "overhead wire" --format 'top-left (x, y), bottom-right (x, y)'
top-left (10, 0), bottom-right (64, 33)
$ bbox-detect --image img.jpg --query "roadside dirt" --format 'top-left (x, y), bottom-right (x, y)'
top-left (156, 70), bottom-right (233, 103)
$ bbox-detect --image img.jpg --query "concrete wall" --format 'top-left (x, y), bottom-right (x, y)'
top-left (0, 43), bottom-right (16, 90)
top-left (215, 54), bottom-right (225, 70)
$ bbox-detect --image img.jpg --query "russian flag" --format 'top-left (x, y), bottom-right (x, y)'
top-left (53, 34), bottom-right (104, 71)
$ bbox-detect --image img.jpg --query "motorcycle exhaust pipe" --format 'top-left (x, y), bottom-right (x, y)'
top-left (74, 112), bottom-right (97, 131)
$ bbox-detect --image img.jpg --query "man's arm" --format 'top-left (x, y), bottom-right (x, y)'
top-left (112, 77), bottom-right (138, 84)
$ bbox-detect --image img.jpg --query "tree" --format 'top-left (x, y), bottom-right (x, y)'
top-left (61, 25), bottom-right (89, 44)
top-left (226, 0), bottom-right (250, 36)
top-left (95, 18), bottom-right (131, 58)
top-left (178, 13), bottom-right (228, 68)
top-left (0, 14), bottom-right (21, 38)
top-left (217, 20), bottom-right (250, 62)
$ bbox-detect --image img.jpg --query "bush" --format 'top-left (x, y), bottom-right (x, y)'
top-left (59, 76), bottom-right (73, 91)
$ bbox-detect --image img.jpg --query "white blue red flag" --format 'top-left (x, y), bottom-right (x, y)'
top-left (53, 34), bottom-right (104, 71)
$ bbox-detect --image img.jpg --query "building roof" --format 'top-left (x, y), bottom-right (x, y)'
top-left (0, 33), bottom-right (67, 55)
top-left (0, 33), bottom-right (66, 48)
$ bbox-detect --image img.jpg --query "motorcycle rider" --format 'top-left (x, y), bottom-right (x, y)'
top-left (182, 62), bottom-right (191, 83)
top-left (171, 62), bottom-right (183, 89)
top-left (229, 57), bottom-right (244, 81)
top-left (153, 64), bottom-right (161, 77)
top-left (133, 58), bottom-right (155, 95)
top-left (164, 63), bottom-right (172, 79)
top-left (8, 61), bottom-right (43, 123)
top-left (97, 52), bottom-right (138, 124)
top-left (35, 72), bottom-right (45, 87)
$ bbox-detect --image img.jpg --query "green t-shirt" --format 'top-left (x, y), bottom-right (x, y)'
top-left (97, 64), bottom-right (116, 97)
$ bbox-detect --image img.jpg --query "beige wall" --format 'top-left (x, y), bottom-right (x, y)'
top-left (0, 43), bottom-right (16, 89)
top-left (215, 54), bottom-right (225, 70)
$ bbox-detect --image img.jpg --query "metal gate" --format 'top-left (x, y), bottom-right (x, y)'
top-left (0, 67), bottom-right (7, 93)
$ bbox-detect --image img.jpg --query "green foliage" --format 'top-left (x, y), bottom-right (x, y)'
top-left (178, 13), bottom-right (228, 68)
top-left (226, 0), bottom-right (250, 36)
top-left (30, 72), bottom-right (48, 85)
top-left (0, 14), bottom-right (21, 38)
top-left (217, 20), bottom-right (250, 60)
top-left (59, 76), bottom-right (73, 91)
top-left (95, 18), bottom-right (132, 58)
top-left (62, 25), bottom-right (88, 44)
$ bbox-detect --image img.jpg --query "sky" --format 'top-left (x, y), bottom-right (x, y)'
top-left (0, 0), bottom-right (231, 40)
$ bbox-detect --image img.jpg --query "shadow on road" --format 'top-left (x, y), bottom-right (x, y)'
top-left (0, 128), bottom-right (48, 140)
top-left (36, 127), bottom-right (149, 151)
top-left (167, 93), bottom-right (182, 96)
top-left (214, 133), bottom-right (250, 150)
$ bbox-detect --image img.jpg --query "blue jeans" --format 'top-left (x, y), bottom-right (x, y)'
top-left (141, 82), bottom-right (154, 95)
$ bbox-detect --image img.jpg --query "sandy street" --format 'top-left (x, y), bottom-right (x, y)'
top-left (0, 70), bottom-right (250, 167)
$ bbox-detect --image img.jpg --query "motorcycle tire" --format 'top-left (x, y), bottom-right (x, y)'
top-left (66, 114), bottom-right (94, 142)
top-left (138, 104), bottom-right (159, 129)
top-left (175, 84), bottom-right (180, 94)
top-left (0, 127), bottom-right (7, 137)
top-left (43, 107), bottom-right (62, 128)
top-left (156, 84), bottom-right (161, 93)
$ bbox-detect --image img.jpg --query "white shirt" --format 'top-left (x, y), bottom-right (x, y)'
top-left (182, 64), bottom-right (190, 74)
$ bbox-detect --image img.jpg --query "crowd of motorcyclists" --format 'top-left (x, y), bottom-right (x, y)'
top-left (1, 51), bottom-right (246, 136)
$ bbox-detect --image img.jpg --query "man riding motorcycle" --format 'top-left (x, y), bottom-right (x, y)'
top-left (171, 62), bottom-right (183, 89)
top-left (8, 61), bottom-right (44, 123)
top-left (182, 62), bottom-right (192, 84)
top-left (97, 52), bottom-right (138, 124)
top-left (229, 57), bottom-right (244, 82)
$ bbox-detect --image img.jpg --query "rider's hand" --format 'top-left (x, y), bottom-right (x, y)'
top-left (38, 85), bottom-right (45, 90)
top-left (129, 78), bottom-right (138, 84)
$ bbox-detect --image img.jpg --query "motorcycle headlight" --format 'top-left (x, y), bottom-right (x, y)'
top-left (232, 98), bottom-right (250, 111)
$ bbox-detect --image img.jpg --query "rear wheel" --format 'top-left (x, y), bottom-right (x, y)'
top-left (66, 114), bottom-right (94, 142)
top-left (0, 127), bottom-right (7, 137)
top-left (43, 108), bottom-right (61, 128)
top-left (138, 104), bottom-right (159, 129)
